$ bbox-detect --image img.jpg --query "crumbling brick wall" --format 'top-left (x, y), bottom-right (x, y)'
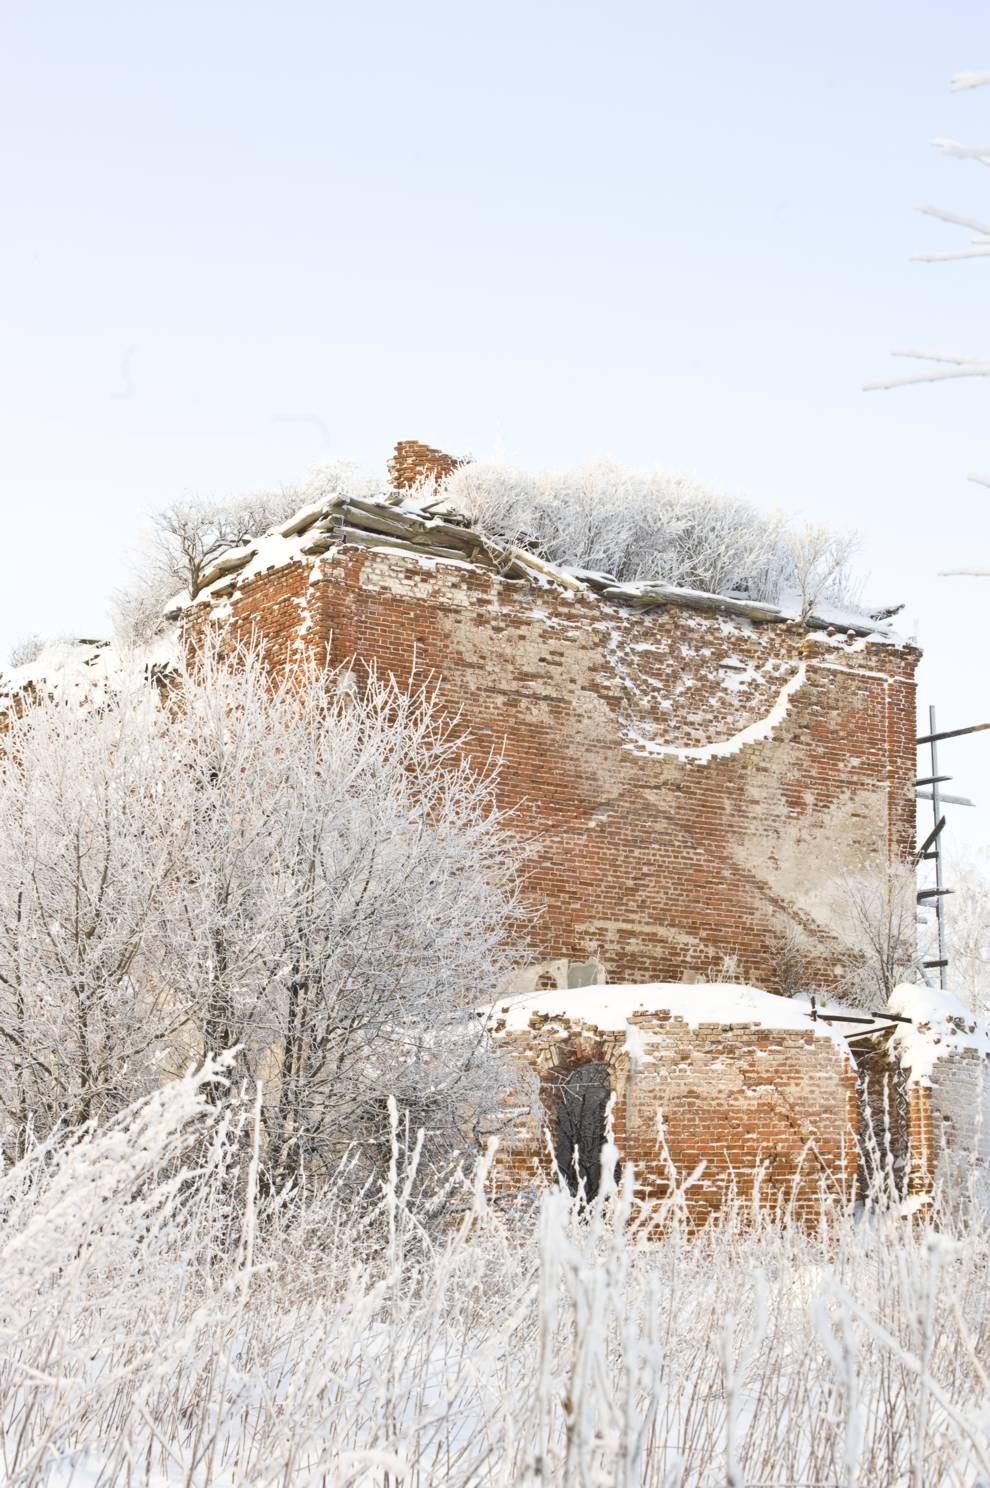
top-left (855, 1033), bottom-right (990, 1205)
top-left (388, 440), bottom-right (463, 490)
top-left (489, 1000), bottom-right (859, 1224)
top-left (191, 539), bottom-right (918, 993)
top-left (892, 1054), bottom-right (990, 1202)
top-left (924, 1049), bottom-right (990, 1194)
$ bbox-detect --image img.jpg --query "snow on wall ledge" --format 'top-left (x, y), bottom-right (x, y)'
top-left (489, 979), bottom-right (849, 1052)
top-left (887, 983), bottom-right (990, 1086)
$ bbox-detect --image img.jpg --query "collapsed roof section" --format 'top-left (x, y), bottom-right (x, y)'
top-left (176, 484), bottom-right (905, 642)
top-left (0, 628), bottom-right (179, 711)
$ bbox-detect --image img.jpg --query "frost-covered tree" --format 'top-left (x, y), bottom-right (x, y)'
top-left (945, 848), bottom-right (990, 1013)
top-left (0, 642), bottom-right (528, 1174)
top-left (113, 463), bottom-right (384, 644)
top-left (866, 70), bottom-right (990, 575)
top-left (832, 859), bottom-right (924, 1007)
top-left (6, 634), bottom-right (46, 669)
top-left (786, 523), bottom-right (860, 621)
top-left (0, 685), bottom-right (186, 1148)
top-left (443, 458), bottom-right (858, 606)
top-left (112, 488), bottom-right (306, 645)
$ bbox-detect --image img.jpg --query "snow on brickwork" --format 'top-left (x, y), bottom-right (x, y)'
top-left (875, 984), bottom-right (990, 1200)
top-left (184, 536), bottom-right (919, 992)
top-left (887, 982), bottom-right (990, 1084)
top-left (0, 628), bottom-right (179, 711)
top-left (491, 978), bottom-right (850, 1051)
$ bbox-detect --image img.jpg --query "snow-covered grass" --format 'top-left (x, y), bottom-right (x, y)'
top-left (5, 1066), bottom-right (990, 1487)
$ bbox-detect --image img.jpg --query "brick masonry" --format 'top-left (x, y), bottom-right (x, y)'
top-left (193, 540), bottom-right (919, 993)
top-left (388, 440), bottom-right (464, 490)
top-left (907, 1053), bottom-right (990, 1198)
top-left (489, 1002), bottom-right (859, 1224)
top-left (850, 1033), bottom-right (990, 1204)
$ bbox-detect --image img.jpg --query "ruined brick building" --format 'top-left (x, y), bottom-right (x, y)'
top-left (158, 438), bottom-right (960, 1217)
top-left (8, 440), bottom-right (983, 1217)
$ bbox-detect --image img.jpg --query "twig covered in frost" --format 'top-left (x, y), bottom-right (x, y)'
top-left (866, 67), bottom-right (990, 579)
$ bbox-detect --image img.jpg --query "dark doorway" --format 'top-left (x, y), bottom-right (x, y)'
top-left (556, 1060), bottom-right (611, 1200)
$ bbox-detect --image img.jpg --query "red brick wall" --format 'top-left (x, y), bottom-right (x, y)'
top-left (388, 440), bottom-right (463, 490)
top-left (490, 1007), bottom-right (859, 1224)
top-left (188, 542), bottom-right (919, 991)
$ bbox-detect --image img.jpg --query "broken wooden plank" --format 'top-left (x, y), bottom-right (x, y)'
top-left (602, 583), bottom-right (783, 622)
top-left (331, 526), bottom-right (473, 563)
top-left (197, 545), bottom-right (258, 591)
top-left (506, 548), bottom-right (585, 592)
top-left (280, 502), bottom-right (331, 537)
top-left (338, 500), bottom-right (434, 537)
top-left (300, 533), bottom-right (338, 555)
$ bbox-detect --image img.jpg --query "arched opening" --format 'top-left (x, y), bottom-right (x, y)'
top-left (555, 1060), bottom-right (611, 1200)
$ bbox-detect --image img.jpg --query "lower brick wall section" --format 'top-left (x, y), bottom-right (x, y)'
top-left (855, 1036), bottom-right (990, 1206)
top-left (491, 1008), bottom-right (859, 1226)
top-left (901, 1055), bottom-right (990, 1202)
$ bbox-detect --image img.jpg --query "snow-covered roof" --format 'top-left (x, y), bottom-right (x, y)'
top-left (488, 980), bottom-right (850, 1051)
top-left (1, 481), bottom-right (906, 709)
top-left (0, 628), bottom-right (179, 711)
top-left (886, 982), bottom-right (990, 1085)
top-left (171, 490), bottom-right (906, 643)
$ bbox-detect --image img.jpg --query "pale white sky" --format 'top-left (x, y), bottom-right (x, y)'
top-left (1, 1), bottom-right (988, 866)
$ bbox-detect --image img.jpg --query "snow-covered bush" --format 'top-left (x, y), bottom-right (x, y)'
top-left (6, 633), bottom-right (46, 668)
top-left (0, 641), bottom-right (528, 1175)
top-left (823, 858), bottom-right (926, 1009)
top-left (444, 457), bottom-right (859, 605)
top-left (4, 1068), bottom-right (990, 1486)
top-left (113, 486), bottom-right (307, 644)
top-left (114, 463), bottom-right (385, 645)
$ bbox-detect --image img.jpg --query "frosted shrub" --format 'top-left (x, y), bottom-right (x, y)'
top-left (6, 634), bottom-right (46, 669)
top-left (112, 485), bottom-right (308, 644)
top-left (4, 1078), bottom-right (990, 1486)
top-left (113, 462), bottom-right (382, 644)
top-left (830, 858), bottom-right (926, 1008)
top-left (445, 457), bottom-right (858, 606)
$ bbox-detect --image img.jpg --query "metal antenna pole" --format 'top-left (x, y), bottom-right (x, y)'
top-left (929, 704), bottom-right (947, 990)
